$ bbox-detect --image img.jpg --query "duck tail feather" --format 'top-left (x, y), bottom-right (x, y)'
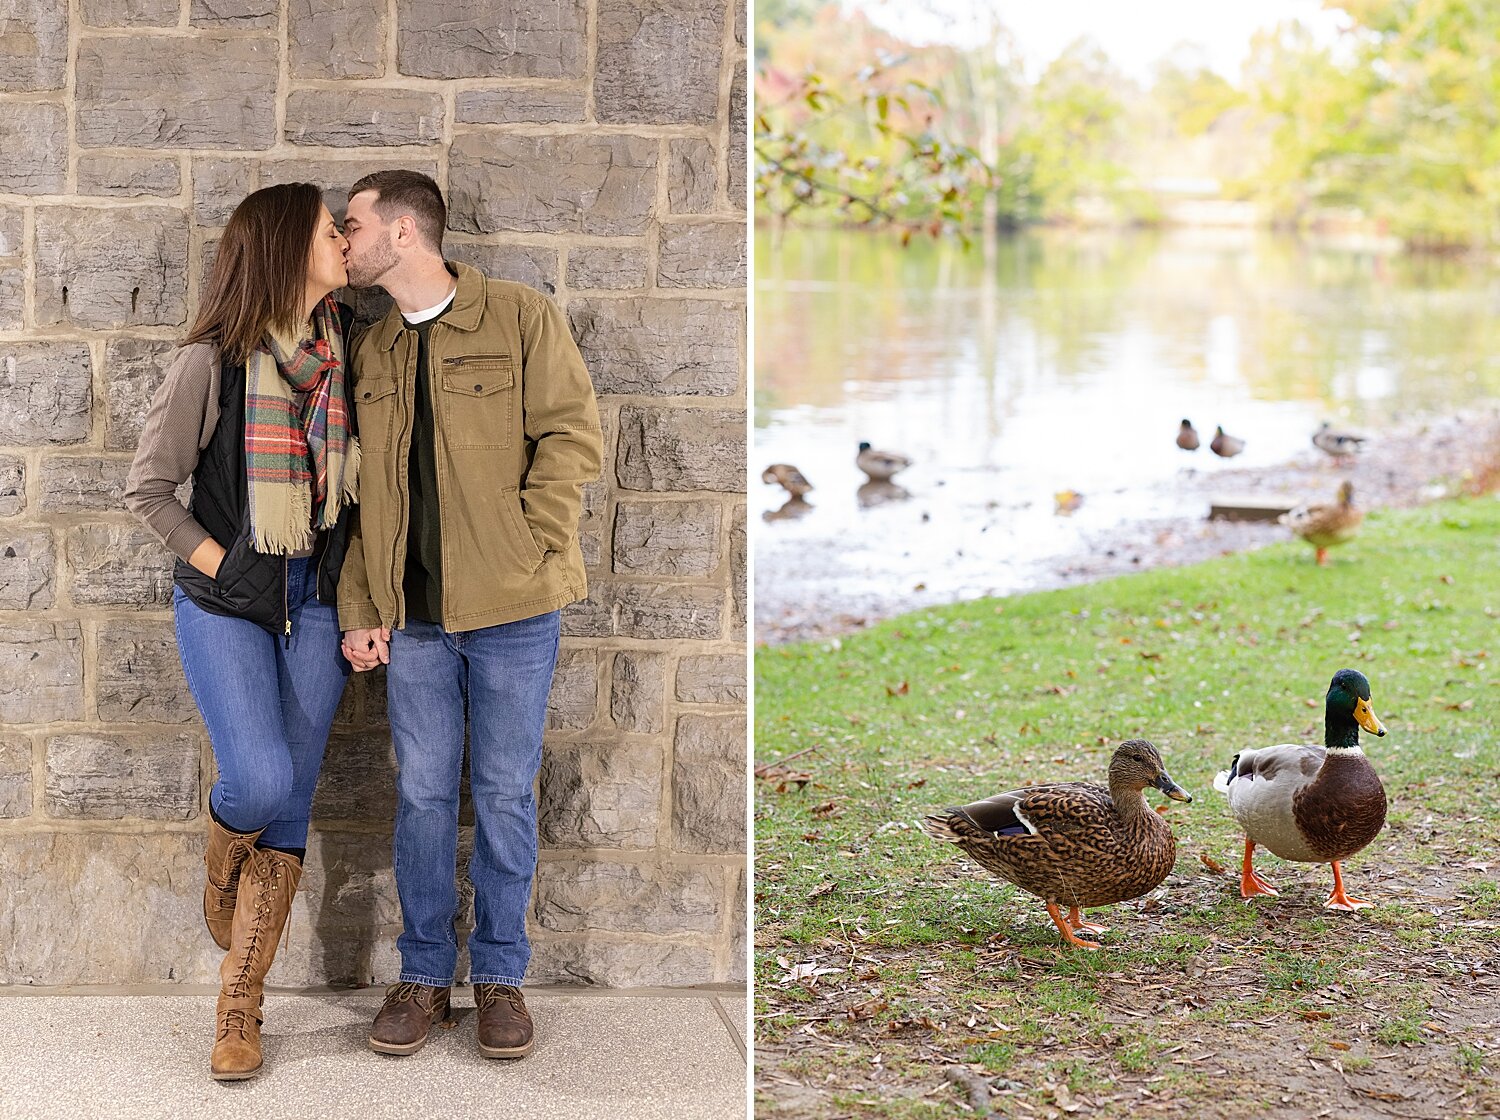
top-left (920, 807), bottom-right (987, 843)
top-left (1212, 753), bottom-right (1241, 794)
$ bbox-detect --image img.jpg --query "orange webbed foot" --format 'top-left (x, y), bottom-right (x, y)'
top-left (1047, 902), bottom-right (1101, 950)
top-left (1066, 906), bottom-right (1110, 935)
top-left (1325, 861), bottom-right (1373, 911)
top-left (1240, 839), bottom-right (1279, 899)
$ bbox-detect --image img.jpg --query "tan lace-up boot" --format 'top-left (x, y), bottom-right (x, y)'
top-left (210, 847), bottom-right (302, 1081)
top-left (203, 815), bottom-right (263, 950)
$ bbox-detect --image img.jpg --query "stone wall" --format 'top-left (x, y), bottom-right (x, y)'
top-left (0, 0), bottom-right (747, 989)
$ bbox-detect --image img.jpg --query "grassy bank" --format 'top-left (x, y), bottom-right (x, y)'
top-left (754, 497), bottom-right (1500, 1119)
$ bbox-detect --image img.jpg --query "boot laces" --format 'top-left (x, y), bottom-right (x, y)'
top-left (385, 981), bottom-right (432, 1007)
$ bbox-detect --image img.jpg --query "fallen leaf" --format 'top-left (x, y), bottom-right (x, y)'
top-left (1329, 1041), bottom-right (1351, 1051)
top-left (810, 800), bottom-right (842, 818)
top-left (886, 681), bottom-right (910, 697)
top-left (1298, 1010), bottom-right (1332, 1021)
top-left (1199, 852), bottom-right (1227, 875)
top-left (807, 882), bottom-right (836, 901)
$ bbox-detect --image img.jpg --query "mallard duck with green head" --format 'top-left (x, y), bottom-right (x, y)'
top-left (1214, 669), bottom-right (1388, 910)
top-left (921, 740), bottom-right (1192, 949)
top-left (856, 442), bottom-right (912, 482)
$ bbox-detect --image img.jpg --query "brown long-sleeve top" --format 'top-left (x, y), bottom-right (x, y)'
top-left (124, 342), bottom-right (315, 562)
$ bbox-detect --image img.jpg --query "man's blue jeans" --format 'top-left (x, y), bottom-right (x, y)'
top-left (386, 610), bottom-right (561, 987)
top-left (172, 556), bottom-right (349, 850)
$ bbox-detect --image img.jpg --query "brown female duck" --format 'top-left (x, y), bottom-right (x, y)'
top-left (1214, 669), bottom-right (1387, 910)
top-left (921, 741), bottom-right (1191, 949)
top-left (1280, 480), bottom-right (1363, 566)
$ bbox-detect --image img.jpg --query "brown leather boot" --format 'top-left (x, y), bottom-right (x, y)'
top-left (210, 847), bottom-right (302, 1081)
top-left (475, 984), bottom-right (534, 1059)
top-left (368, 982), bottom-right (452, 1055)
top-left (203, 814), bottom-right (263, 950)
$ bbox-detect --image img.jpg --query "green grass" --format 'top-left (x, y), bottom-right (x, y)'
top-left (755, 497), bottom-right (1500, 1118)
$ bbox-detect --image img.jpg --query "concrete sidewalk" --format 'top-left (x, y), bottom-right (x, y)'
top-left (0, 986), bottom-right (747, 1120)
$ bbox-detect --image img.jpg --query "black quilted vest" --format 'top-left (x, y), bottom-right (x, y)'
top-left (173, 309), bottom-right (355, 638)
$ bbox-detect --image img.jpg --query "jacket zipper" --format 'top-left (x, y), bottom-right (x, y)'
top-left (390, 331), bottom-right (416, 630)
top-left (282, 556), bottom-right (291, 648)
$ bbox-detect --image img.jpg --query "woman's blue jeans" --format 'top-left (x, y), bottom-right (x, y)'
top-left (386, 610), bottom-right (561, 988)
top-left (172, 556), bottom-right (349, 850)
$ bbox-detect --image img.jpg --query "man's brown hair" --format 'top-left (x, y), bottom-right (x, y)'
top-left (182, 182), bottom-right (323, 364)
top-left (348, 170), bottom-right (446, 251)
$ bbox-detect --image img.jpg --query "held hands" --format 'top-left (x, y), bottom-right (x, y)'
top-left (342, 627), bottom-right (391, 672)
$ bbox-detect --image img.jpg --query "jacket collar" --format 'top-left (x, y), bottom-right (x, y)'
top-left (368, 260), bottom-right (486, 352)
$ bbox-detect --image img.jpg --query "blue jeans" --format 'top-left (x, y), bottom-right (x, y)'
top-left (386, 610), bottom-right (561, 987)
top-left (173, 556), bottom-right (349, 850)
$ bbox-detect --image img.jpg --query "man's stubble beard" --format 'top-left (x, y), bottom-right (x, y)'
top-left (345, 238), bottom-right (399, 290)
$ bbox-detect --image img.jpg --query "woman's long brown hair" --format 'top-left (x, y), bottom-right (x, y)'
top-left (183, 182), bottom-right (322, 364)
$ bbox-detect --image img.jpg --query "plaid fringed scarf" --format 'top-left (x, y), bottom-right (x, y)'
top-left (244, 296), bottom-right (360, 554)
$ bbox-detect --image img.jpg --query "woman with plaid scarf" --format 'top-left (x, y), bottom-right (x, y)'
top-left (125, 183), bottom-right (359, 1082)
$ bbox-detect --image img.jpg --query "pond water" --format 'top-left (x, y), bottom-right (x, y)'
top-left (754, 228), bottom-right (1500, 635)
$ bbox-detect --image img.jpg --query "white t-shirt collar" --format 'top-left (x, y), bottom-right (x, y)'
top-left (402, 286), bottom-right (457, 325)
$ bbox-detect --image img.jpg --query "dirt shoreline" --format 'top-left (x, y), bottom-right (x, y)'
top-left (755, 407), bottom-right (1500, 646)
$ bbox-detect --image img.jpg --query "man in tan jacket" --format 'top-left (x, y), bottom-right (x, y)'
top-left (338, 170), bottom-right (601, 1060)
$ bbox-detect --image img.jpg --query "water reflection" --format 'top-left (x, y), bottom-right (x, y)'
top-left (755, 227), bottom-right (1499, 627)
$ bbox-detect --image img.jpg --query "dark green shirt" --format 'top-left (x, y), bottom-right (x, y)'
top-left (402, 307), bottom-right (450, 624)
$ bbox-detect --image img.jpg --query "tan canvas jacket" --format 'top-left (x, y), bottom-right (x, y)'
top-left (337, 261), bottom-right (602, 633)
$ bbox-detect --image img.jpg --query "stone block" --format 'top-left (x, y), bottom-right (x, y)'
top-left (35, 207), bottom-right (189, 328)
top-left (0, 0), bottom-right (67, 91)
top-left (192, 158), bottom-right (255, 226)
top-left (616, 406), bottom-right (745, 493)
top-left (676, 654), bottom-right (747, 705)
top-left (735, 0), bottom-right (746, 46)
top-left (82, 0), bottom-right (176, 26)
top-left (0, 266), bottom-right (21, 329)
top-left (455, 88), bottom-right (587, 124)
top-left (611, 650), bottom-right (666, 734)
top-left (672, 714), bottom-right (746, 853)
top-left (528, 937), bottom-right (716, 987)
top-left (444, 242), bottom-right (558, 295)
top-left (578, 479), bottom-right (608, 570)
top-left (659, 222), bottom-right (746, 288)
top-left (45, 733), bottom-right (201, 820)
top-left (728, 63), bottom-right (746, 208)
top-left (96, 621), bottom-right (198, 725)
top-left (566, 246), bottom-right (649, 290)
top-left (66, 525), bottom-right (174, 608)
top-left (396, 0), bottom-right (587, 79)
top-left (39, 456), bottom-right (131, 514)
top-left (313, 730), bottom-right (396, 822)
top-left (296, 830), bottom-right (401, 931)
top-left (0, 205), bottom-right (21, 254)
top-left (562, 581), bottom-right (724, 640)
top-left (449, 133), bottom-right (656, 236)
top-left (290, 0), bottom-right (386, 79)
top-left (284, 89), bottom-right (445, 147)
top-left (76, 155), bottom-right (181, 197)
top-left (534, 860), bottom-right (723, 934)
top-left (0, 457), bottom-right (23, 516)
top-left (668, 139), bottom-right (718, 214)
top-left (537, 741), bottom-right (662, 849)
top-left (0, 832), bottom-right (222, 985)
top-left (0, 527), bottom-right (54, 610)
top-left (0, 101), bottom-right (66, 192)
top-left (613, 500), bottom-right (723, 577)
top-left (595, 0), bottom-right (723, 124)
top-left (728, 867), bottom-right (745, 983)
top-left (76, 35), bottom-right (279, 149)
top-left (0, 343), bottom-right (94, 445)
top-left (0, 623), bottom-right (83, 724)
top-left (81, 0), bottom-right (174, 23)
top-left (570, 299), bottom-right (740, 397)
top-left (190, 0), bottom-right (277, 27)
top-left (547, 647), bottom-right (598, 731)
top-left (729, 501), bottom-right (745, 639)
top-left (105, 339), bottom-right (176, 451)
top-left (0, 735), bottom-right (31, 817)
top-left (259, 157), bottom-right (440, 223)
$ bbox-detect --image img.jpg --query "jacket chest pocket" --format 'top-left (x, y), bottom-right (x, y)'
top-left (439, 355), bottom-right (515, 450)
top-left (353, 376), bottom-right (398, 452)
